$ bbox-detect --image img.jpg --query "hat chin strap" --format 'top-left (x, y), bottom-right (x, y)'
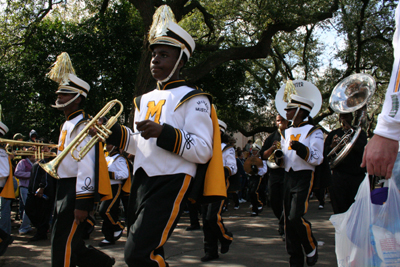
top-left (289, 107), bottom-right (300, 126)
top-left (51, 93), bottom-right (81, 109)
top-left (158, 49), bottom-right (184, 84)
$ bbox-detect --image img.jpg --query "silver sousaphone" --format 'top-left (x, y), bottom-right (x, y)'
top-left (327, 73), bottom-right (376, 168)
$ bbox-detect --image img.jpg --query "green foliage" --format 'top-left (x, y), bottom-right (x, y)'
top-left (0, 0), bottom-right (397, 139)
top-left (0, 1), bottom-right (143, 142)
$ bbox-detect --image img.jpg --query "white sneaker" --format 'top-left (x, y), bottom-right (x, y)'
top-left (239, 199), bottom-right (246, 203)
top-left (234, 206), bottom-right (239, 210)
top-left (318, 205), bottom-right (324, 210)
top-left (114, 230), bottom-right (122, 237)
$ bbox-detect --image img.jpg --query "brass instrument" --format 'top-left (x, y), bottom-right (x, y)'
top-left (244, 139), bottom-right (264, 175)
top-left (327, 73), bottom-right (375, 168)
top-left (244, 155), bottom-right (263, 175)
top-left (0, 138), bottom-right (57, 160)
top-left (267, 141), bottom-right (284, 169)
top-left (40, 99), bottom-right (124, 179)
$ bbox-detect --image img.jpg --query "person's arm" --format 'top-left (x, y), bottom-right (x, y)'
top-left (224, 147), bottom-right (237, 177)
top-left (14, 160), bottom-right (31, 180)
top-left (155, 95), bottom-right (213, 164)
top-left (260, 133), bottom-right (275, 160)
top-left (291, 129), bottom-right (324, 166)
top-left (108, 156), bottom-right (129, 180)
top-left (257, 160), bottom-right (268, 176)
top-left (361, 3), bottom-right (400, 178)
top-left (106, 124), bottom-right (138, 155)
top-left (361, 135), bottom-right (399, 178)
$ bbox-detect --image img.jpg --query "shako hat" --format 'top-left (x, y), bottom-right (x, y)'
top-left (13, 133), bottom-right (25, 140)
top-left (0, 121), bottom-right (8, 136)
top-left (284, 95), bottom-right (314, 112)
top-left (47, 52), bottom-right (90, 108)
top-left (148, 5), bottom-right (196, 83)
top-left (252, 139), bottom-right (262, 151)
top-left (275, 80), bottom-right (322, 119)
top-left (218, 119), bottom-right (227, 133)
top-left (0, 104), bottom-right (8, 135)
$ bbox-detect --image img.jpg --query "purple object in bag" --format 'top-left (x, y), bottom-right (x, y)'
top-left (371, 187), bottom-right (388, 205)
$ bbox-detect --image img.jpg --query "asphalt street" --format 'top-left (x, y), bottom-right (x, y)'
top-left (0, 197), bottom-right (338, 267)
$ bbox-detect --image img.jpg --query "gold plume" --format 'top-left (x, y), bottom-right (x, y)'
top-left (148, 5), bottom-right (177, 44)
top-left (46, 52), bottom-right (76, 85)
top-left (283, 79), bottom-right (297, 102)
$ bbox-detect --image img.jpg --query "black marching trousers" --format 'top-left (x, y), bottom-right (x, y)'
top-left (99, 183), bottom-right (124, 242)
top-left (248, 175), bottom-right (263, 213)
top-left (51, 178), bottom-right (112, 267)
top-left (284, 170), bottom-right (317, 267)
top-left (124, 168), bottom-right (192, 267)
top-left (268, 172), bottom-right (285, 235)
top-left (201, 200), bottom-right (233, 255)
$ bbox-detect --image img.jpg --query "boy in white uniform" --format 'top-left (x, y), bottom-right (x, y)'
top-left (281, 95), bottom-right (324, 267)
top-left (98, 143), bottom-right (131, 247)
top-left (105, 5), bottom-right (226, 267)
top-left (45, 52), bottom-right (114, 267)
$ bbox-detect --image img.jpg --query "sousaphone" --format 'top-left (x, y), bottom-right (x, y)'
top-left (327, 73), bottom-right (375, 168)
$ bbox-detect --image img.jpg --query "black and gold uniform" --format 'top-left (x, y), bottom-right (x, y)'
top-left (98, 147), bottom-right (131, 246)
top-left (46, 52), bottom-right (114, 267)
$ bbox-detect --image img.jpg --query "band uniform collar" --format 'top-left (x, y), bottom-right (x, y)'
top-left (109, 150), bottom-right (119, 157)
top-left (67, 109), bottom-right (85, 121)
top-left (157, 80), bottom-right (186, 90)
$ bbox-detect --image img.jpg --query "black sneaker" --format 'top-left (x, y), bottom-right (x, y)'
top-left (306, 247), bottom-right (318, 266)
top-left (220, 233), bottom-right (233, 254)
top-left (201, 253), bottom-right (219, 262)
top-left (0, 235), bottom-right (14, 256)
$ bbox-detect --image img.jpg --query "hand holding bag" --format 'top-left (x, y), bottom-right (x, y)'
top-left (330, 175), bottom-right (400, 267)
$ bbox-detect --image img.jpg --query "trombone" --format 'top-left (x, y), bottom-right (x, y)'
top-left (0, 138), bottom-right (58, 160)
top-left (40, 99), bottom-right (124, 179)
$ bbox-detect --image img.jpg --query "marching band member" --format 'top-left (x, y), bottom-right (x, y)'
top-left (260, 114), bottom-right (288, 239)
top-left (200, 120), bottom-right (235, 262)
top-left (104, 5), bottom-right (226, 267)
top-left (325, 113), bottom-right (367, 214)
top-left (277, 80), bottom-right (324, 267)
top-left (0, 120), bottom-right (15, 255)
top-left (46, 52), bottom-right (114, 267)
top-left (98, 143), bottom-right (131, 247)
top-left (246, 140), bottom-right (268, 216)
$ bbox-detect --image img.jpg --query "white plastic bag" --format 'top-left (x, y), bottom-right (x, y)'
top-left (330, 175), bottom-right (400, 267)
